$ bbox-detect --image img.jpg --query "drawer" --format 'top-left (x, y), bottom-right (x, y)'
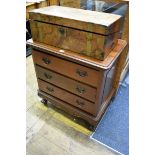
top-left (38, 79), bottom-right (96, 115)
top-left (36, 65), bottom-right (96, 102)
top-left (32, 50), bottom-right (99, 87)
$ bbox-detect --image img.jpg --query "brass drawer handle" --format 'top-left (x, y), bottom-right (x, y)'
top-left (76, 86), bottom-right (85, 94)
top-left (76, 69), bottom-right (87, 77)
top-left (42, 57), bottom-right (51, 64)
top-left (46, 86), bottom-right (54, 92)
top-left (76, 100), bottom-right (85, 107)
top-left (44, 73), bottom-right (52, 79)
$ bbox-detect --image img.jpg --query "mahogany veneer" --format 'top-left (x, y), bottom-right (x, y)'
top-left (27, 39), bottom-right (127, 129)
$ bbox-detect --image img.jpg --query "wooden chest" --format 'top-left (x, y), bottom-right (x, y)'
top-left (27, 39), bottom-right (127, 129)
top-left (29, 6), bottom-right (122, 60)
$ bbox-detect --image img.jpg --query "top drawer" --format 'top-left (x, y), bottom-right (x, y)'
top-left (32, 50), bottom-right (99, 87)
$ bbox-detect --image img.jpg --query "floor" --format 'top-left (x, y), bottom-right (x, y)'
top-left (26, 55), bottom-right (117, 155)
top-left (92, 74), bottom-right (129, 155)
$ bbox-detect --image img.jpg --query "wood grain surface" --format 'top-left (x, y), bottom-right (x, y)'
top-left (29, 5), bottom-right (122, 34)
top-left (38, 87), bottom-right (115, 126)
top-left (35, 65), bottom-right (97, 102)
top-left (29, 6), bottom-right (123, 60)
top-left (32, 50), bottom-right (100, 87)
top-left (30, 20), bottom-right (119, 60)
top-left (27, 39), bottom-right (127, 70)
top-left (27, 38), bottom-right (128, 126)
top-left (38, 79), bottom-right (96, 115)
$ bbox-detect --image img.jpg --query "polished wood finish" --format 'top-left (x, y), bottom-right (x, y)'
top-left (27, 0), bottom-right (128, 128)
top-left (60, 0), bottom-right (80, 8)
top-left (103, 61), bottom-right (117, 101)
top-left (29, 6), bottom-right (122, 35)
top-left (30, 20), bottom-right (119, 60)
top-left (57, 0), bottom-right (129, 85)
top-left (35, 65), bottom-right (97, 102)
top-left (26, 1), bottom-right (48, 20)
top-left (116, 0), bottom-right (129, 84)
top-left (38, 88), bottom-right (115, 126)
top-left (29, 6), bottom-right (122, 60)
top-left (48, 0), bottom-right (60, 5)
top-left (27, 38), bottom-right (127, 127)
top-left (28, 39), bottom-right (127, 70)
top-left (32, 50), bottom-right (99, 87)
top-left (112, 43), bottom-right (128, 96)
top-left (38, 79), bottom-right (96, 115)
top-left (26, 2), bottom-right (36, 20)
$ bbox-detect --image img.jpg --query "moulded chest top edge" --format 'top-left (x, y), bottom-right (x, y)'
top-left (26, 39), bottom-right (127, 70)
top-left (29, 6), bottom-right (122, 34)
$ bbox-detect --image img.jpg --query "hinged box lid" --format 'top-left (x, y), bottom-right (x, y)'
top-left (29, 5), bottom-right (122, 35)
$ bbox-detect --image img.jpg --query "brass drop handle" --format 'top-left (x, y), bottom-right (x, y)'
top-left (46, 86), bottom-right (54, 92)
top-left (42, 57), bottom-right (51, 64)
top-left (44, 73), bottom-right (52, 79)
top-left (76, 69), bottom-right (87, 77)
top-left (76, 100), bottom-right (85, 107)
top-left (76, 86), bottom-right (85, 94)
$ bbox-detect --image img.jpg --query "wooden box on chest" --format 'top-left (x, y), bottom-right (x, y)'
top-left (27, 39), bottom-right (127, 129)
top-left (29, 6), bottom-right (123, 60)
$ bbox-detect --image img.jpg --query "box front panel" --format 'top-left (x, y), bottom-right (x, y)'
top-left (30, 21), bottom-right (117, 60)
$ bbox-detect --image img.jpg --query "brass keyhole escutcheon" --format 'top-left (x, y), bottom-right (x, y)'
top-left (59, 27), bottom-right (66, 36)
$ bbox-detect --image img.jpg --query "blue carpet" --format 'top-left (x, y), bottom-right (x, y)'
top-left (92, 74), bottom-right (129, 155)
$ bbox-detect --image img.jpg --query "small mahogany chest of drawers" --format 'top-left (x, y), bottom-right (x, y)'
top-left (29, 6), bottom-right (123, 60)
top-left (27, 39), bottom-right (127, 129)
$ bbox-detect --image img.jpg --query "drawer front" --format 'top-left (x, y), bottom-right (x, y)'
top-left (38, 79), bottom-right (96, 115)
top-left (30, 21), bottom-right (118, 60)
top-left (32, 50), bottom-right (99, 87)
top-left (36, 65), bottom-right (96, 102)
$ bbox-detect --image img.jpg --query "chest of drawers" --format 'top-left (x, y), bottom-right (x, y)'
top-left (29, 6), bottom-right (122, 60)
top-left (27, 39), bottom-right (127, 129)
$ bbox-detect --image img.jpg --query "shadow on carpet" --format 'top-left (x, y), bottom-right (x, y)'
top-left (91, 74), bottom-right (129, 155)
